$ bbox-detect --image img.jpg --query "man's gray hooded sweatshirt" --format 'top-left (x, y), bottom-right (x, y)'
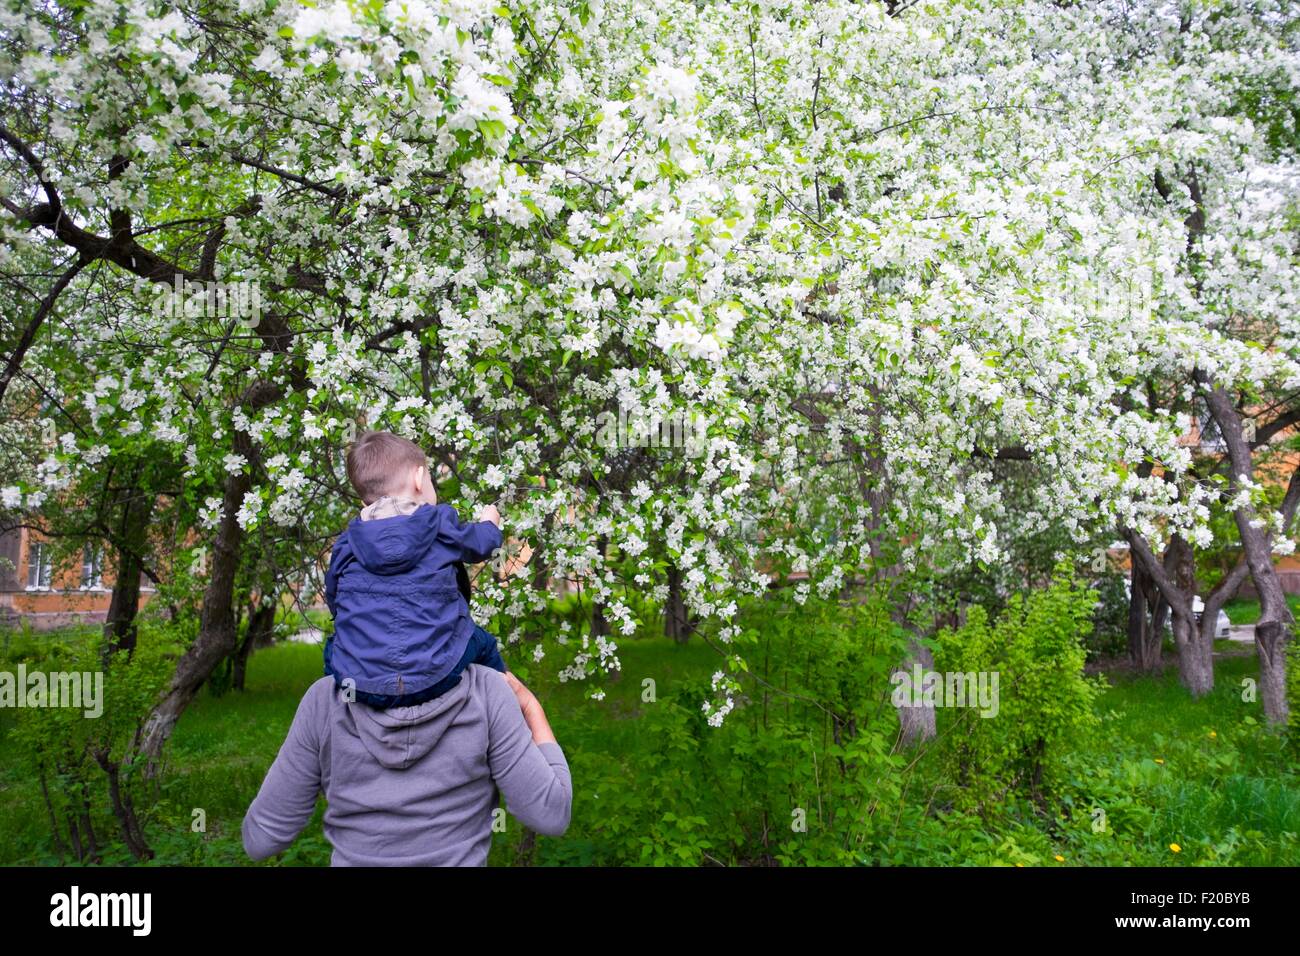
top-left (242, 665), bottom-right (572, 866)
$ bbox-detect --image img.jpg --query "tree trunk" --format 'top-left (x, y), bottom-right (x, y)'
top-left (893, 634), bottom-right (937, 746)
top-left (851, 437), bottom-right (937, 747)
top-left (76, 787), bottom-right (100, 863)
top-left (523, 540), bottom-right (551, 648)
top-left (94, 748), bottom-right (154, 861)
top-left (1127, 560), bottom-right (1145, 664)
top-left (589, 535), bottom-right (609, 639)
top-left (664, 563), bottom-right (690, 643)
top-left (514, 827), bottom-right (537, 866)
top-left (1125, 530), bottom-right (1209, 694)
top-left (590, 599), bottom-right (609, 638)
top-left (103, 560), bottom-right (143, 655)
top-left (1127, 560), bottom-right (1164, 671)
top-left (37, 770), bottom-right (68, 861)
top-left (137, 439), bottom-right (252, 769)
top-left (1201, 380), bottom-right (1296, 726)
top-left (1170, 608), bottom-right (1213, 694)
top-left (232, 597), bottom-right (276, 692)
top-left (531, 553), bottom-right (550, 596)
top-left (1167, 534), bottom-right (1213, 694)
top-left (1143, 591), bottom-right (1167, 671)
top-left (102, 473), bottom-right (156, 657)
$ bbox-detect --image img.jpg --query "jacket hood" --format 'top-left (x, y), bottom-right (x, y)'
top-left (345, 503), bottom-right (443, 574)
top-left (343, 675), bottom-right (472, 769)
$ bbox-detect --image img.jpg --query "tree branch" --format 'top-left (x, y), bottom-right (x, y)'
top-left (0, 254), bottom-right (92, 404)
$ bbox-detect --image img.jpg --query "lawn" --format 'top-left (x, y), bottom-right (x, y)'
top-left (1070, 651), bottom-right (1300, 864)
top-left (1221, 594), bottom-right (1300, 625)
top-left (0, 633), bottom-right (723, 866)
top-left (0, 634), bottom-right (1295, 866)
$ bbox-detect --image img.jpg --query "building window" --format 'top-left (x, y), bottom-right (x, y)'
top-left (81, 545), bottom-right (104, 590)
top-left (26, 541), bottom-right (53, 590)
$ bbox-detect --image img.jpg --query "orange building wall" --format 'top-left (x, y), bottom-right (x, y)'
top-left (0, 526), bottom-right (155, 630)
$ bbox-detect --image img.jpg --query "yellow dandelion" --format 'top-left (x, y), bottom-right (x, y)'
top-left (1209, 731), bottom-right (1217, 739)
top-left (1015, 862), bottom-right (1025, 867)
top-left (1054, 855), bottom-right (1065, 862)
top-left (1170, 843), bottom-right (1182, 853)
top-left (1154, 758), bottom-right (1165, 764)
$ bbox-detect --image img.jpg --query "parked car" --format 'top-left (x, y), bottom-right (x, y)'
top-left (1121, 581), bottom-right (1233, 637)
top-left (1192, 596), bottom-right (1234, 639)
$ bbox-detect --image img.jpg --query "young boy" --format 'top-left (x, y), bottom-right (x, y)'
top-left (323, 430), bottom-right (508, 708)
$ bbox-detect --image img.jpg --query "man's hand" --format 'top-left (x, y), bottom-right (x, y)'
top-left (478, 503), bottom-right (502, 527)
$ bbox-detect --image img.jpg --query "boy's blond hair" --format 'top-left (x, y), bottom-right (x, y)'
top-left (345, 430), bottom-right (427, 504)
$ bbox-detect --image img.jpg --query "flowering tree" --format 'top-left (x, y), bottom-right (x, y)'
top-left (2, 0), bottom-right (1297, 796)
top-left (678, 0), bottom-right (1298, 727)
top-left (1071, 0), bottom-right (1300, 722)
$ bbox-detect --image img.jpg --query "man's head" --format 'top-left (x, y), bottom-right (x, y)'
top-left (345, 430), bottom-right (438, 506)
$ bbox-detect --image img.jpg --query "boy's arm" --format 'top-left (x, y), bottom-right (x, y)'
top-left (437, 505), bottom-right (503, 564)
top-left (324, 531), bottom-right (351, 617)
top-left (242, 681), bottom-right (327, 860)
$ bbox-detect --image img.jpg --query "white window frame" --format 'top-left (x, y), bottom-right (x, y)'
top-left (81, 544), bottom-right (104, 590)
top-left (26, 540), bottom-right (53, 590)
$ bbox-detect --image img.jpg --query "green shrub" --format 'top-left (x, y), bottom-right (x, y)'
top-left (6, 624), bottom-right (181, 862)
top-left (934, 565), bottom-right (1104, 813)
top-left (1086, 572), bottom-right (1130, 662)
top-left (531, 589), bottom-right (912, 865)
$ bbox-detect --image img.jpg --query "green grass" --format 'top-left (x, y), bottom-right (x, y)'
top-left (0, 630), bottom-right (1296, 866)
top-left (163, 634), bottom-right (724, 866)
top-left (0, 622), bottom-right (102, 661)
top-left (1222, 594), bottom-right (1300, 625)
top-left (0, 633), bottom-right (723, 865)
top-left (1066, 654), bottom-right (1300, 863)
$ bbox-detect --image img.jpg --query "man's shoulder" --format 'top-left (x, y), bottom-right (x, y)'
top-left (462, 662), bottom-right (503, 685)
top-left (462, 663), bottom-right (510, 704)
top-left (277, 677), bottom-right (338, 746)
top-left (302, 675), bottom-right (338, 710)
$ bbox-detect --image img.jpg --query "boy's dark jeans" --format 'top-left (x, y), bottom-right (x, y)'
top-left (324, 623), bottom-right (507, 709)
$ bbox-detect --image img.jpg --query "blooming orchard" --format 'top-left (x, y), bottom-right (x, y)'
top-left (1, 0), bottom-right (1297, 741)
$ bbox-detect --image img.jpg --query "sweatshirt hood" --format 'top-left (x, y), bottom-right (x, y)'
top-left (345, 503), bottom-right (443, 574)
top-left (344, 676), bottom-right (472, 769)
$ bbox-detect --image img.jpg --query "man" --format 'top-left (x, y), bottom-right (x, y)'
top-left (242, 665), bottom-right (571, 866)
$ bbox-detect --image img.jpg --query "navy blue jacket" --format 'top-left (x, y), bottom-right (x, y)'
top-left (324, 504), bottom-right (503, 697)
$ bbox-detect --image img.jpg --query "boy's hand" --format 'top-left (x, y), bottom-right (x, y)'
top-left (502, 671), bottom-right (537, 715)
top-left (478, 503), bottom-right (501, 528)
top-left (502, 671), bottom-right (557, 746)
